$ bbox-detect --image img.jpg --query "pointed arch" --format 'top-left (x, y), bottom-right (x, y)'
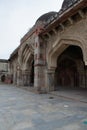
top-left (48, 37), bottom-right (86, 69)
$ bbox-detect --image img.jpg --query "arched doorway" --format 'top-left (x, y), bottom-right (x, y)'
top-left (30, 61), bottom-right (34, 86)
top-left (23, 55), bottom-right (34, 87)
top-left (1, 75), bottom-right (6, 82)
top-left (54, 45), bottom-right (85, 90)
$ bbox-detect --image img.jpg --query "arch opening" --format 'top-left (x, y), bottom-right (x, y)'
top-left (54, 45), bottom-right (86, 90)
top-left (1, 75), bottom-right (6, 82)
top-left (23, 54), bottom-right (34, 87)
top-left (30, 60), bottom-right (34, 86)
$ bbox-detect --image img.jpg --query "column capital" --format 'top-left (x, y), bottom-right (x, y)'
top-left (85, 61), bottom-right (87, 66)
top-left (47, 68), bottom-right (56, 74)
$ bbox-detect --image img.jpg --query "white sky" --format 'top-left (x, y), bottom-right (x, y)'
top-left (0, 0), bottom-right (64, 59)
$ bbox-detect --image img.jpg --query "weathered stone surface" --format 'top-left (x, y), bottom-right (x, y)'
top-left (7, 0), bottom-right (87, 92)
top-left (0, 84), bottom-right (87, 130)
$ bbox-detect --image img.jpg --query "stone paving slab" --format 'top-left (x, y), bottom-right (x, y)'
top-left (0, 84), bottom-right (87, 130)
top-left (50, 89), bottom-right (87, 103)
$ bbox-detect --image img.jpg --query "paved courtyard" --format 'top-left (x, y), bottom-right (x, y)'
top-left (0, 84), bottom-right (87, 130)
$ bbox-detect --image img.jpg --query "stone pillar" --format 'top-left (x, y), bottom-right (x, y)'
top-left (34, 36), bottom-right (47, 93)
top-left (47, 69), bottom-right (55, 91)
top-left (13, 71), bottom-right (17, 85)
top-left (22, 70), bottom-right (31, 86)
top-left (16, 67), bottom-right (22, 86)
top-left (76, 60), bottom-right (85, 88)
top-left (84, 66), bottom-right (87, 88)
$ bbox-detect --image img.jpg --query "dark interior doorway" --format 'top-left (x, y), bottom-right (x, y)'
top-left (54, 45), bottom-right (85, 90)
top-left (1, 75), bottom-right (6, 82)
top-left (30, 61), bottom-right (34, 86)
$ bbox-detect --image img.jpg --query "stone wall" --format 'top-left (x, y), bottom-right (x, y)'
top-left (8, 0), bottom-right (87, 92)
top-left (0, 60), bottom-right (9, 82)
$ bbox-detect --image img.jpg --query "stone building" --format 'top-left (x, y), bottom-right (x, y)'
top-left (0, 59), bottom-right (9, 82)
top-left (9, 0), bottom-right (87, 93)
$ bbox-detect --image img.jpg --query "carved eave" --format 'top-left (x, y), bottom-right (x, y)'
top-left (40, 0), bottom-right (87, 37)
top-left (20, 26), bottom-right (36, 45)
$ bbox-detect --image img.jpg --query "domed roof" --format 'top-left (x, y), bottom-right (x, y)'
top-left (36, 11), bottom-right (57, 23)
top-left (62, 0), bottom-right (78, 9)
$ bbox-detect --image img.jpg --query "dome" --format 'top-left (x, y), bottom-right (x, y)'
top-left (36, 11), bottom-right (57, 24)
top-left (62, 0), bottom-right (78, 9)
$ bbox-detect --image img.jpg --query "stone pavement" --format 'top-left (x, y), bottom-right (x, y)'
top-left (50, 88), bottom-right (87, 103)
top-left (0, 84), bottom-right (87, 130)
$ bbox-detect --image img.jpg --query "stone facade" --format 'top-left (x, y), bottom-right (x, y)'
top-left (0, 59), bottom-right (9, 83)
top-left (8, 0), bottom-right (87, 93)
